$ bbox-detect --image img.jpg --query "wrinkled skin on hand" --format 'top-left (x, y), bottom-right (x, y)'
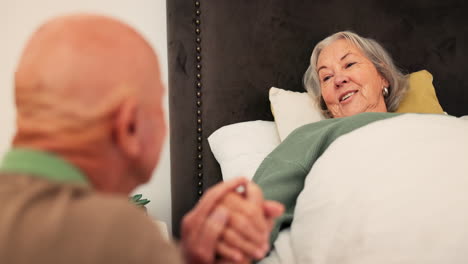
top-left (216, 183), bottom-right (284, 263)
top-left (180, 178), bottom-right (284, 264)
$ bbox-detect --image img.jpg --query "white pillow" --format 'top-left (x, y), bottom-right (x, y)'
top-left (208, 121), bottom-right (280, 181)
top-left (269, 87), bottom-right (324, 141)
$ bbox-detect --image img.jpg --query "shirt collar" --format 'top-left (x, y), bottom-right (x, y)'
top-left (0, 148), bottom-right (89, 186)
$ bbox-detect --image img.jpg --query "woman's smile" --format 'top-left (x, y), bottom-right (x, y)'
top-left (339, 90), bottom-right (359, 104)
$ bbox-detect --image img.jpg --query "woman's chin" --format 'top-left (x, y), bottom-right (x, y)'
top-left (331, 101), bottom-right (367, 118)
top-left (340, 106), bottom-right (367, 117)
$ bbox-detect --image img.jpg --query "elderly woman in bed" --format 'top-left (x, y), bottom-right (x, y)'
top-left (215, 32), bottom-right (410, 264)
top-left (303, 31), bottom-right (408, 118)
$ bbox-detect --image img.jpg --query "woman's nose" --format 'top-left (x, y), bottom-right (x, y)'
top-left (334, 72), bottom-right (349, 88)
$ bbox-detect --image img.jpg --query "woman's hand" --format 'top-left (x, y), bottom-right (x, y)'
top-left (215, 182), bottom-right (284, 263)
top-left (180, 177), bottom-right (249, 264)
top-left (180, 178), bottom-right (283, 264)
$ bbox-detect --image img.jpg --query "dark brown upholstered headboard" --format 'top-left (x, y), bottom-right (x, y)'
top-left (167, 0), bottom-right (468, 237)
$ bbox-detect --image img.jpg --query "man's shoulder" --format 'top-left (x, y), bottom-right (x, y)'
top-left (70, 192), bottom-right (143, 218)
top-left (64, 193), bottom-right (183, 263)
top-left (66, 192), bottom-right (158, 236)
top-left (0, 175), bottom-right (183, 264)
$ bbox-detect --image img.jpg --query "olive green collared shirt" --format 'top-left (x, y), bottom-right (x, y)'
top-left (0, 148), bottom-right (182, 264)
top-left (0, 148), bottom-right (88, 186)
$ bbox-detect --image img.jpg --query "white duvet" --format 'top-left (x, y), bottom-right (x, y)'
top-left (261, 114), bottom-right (468, 264)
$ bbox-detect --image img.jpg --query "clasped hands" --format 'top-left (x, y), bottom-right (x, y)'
top-left (181, 177), bottom-right (284, 264)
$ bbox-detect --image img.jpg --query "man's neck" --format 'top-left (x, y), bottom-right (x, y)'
top-left (12, 138), bottom-right (136, 194)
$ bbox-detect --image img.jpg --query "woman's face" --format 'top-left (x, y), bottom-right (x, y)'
top-left (317, 39), bottom-right (389, 118)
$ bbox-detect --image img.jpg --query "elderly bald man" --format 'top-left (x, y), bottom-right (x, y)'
top-left (0, 14), bottom-right (283, 264)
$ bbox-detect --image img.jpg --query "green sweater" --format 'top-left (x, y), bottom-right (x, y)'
top-left (253, 112), bottom-right (400, 245)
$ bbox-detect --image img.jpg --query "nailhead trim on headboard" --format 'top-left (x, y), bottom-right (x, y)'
top-left (194, 0), bottom-right (203, 198)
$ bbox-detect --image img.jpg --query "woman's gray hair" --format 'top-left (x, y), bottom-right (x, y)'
top-left (303, 31), bottom-right (408, 118)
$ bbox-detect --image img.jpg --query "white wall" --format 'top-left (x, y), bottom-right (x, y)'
top-left (0, 0), bottom-right (173, 233)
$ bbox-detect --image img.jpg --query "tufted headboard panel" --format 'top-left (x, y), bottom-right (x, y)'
top-left (167, 0), bottom-right (468, 237)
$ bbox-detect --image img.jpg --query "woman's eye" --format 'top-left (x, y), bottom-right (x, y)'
top-left (322, 76), bottom-right (331, 82)
top-left (345, 62), bottom-right (356, 68)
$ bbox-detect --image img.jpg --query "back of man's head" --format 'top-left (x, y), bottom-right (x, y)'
top-left (12, 14), bottom-right (166, 193)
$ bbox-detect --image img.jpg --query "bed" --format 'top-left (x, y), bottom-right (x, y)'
top-left (166, 0), bottom-right (468, 256)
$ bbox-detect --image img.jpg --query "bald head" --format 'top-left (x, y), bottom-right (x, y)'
top-left (14, 14), bottom-right (163, 146)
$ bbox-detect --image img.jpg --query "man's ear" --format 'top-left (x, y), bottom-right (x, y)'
top-left (113, 98), bottom-right (140, 159)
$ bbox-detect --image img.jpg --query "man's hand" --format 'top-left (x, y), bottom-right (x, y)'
top-left (180, 177), bottom-right (249, 264)
top-left (216, 182), bottom-right (284, 263)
